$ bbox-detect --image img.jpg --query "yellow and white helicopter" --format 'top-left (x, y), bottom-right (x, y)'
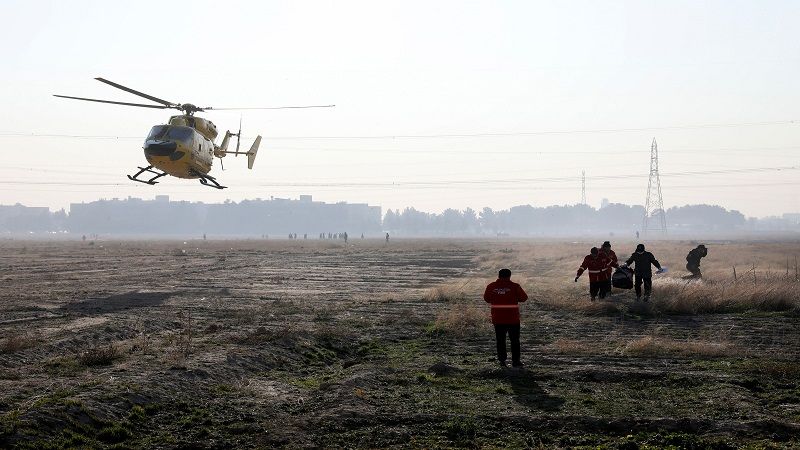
top-left (55, 78), bottom-right (333, 189)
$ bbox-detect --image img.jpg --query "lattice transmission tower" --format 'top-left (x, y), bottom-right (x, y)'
top-left (581, 170), bottom-right (586, 205)
top-left (642, 138), bottom-right (667, 235)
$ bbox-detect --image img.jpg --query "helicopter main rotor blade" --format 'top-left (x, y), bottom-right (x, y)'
top-left (94, 77), bottom-right (177, 108)
top-left (53, 94), bottom-right (169, 109)
top-left (208, 105), bottom-right (336, 111)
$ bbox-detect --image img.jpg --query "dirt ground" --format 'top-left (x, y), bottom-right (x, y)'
top-left (0, 238), bottom-right (798, 449)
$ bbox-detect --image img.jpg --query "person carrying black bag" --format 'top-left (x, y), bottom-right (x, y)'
top-left (622, 244), bottom-right (663, 301)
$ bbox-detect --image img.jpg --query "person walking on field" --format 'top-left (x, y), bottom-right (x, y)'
top-left (598, 241), bottom-right (617, 297)
top-left (484, 269), bottom-right (528, 368)
top-left (622, 244), bottom-right (663, 301)
top-left (685, 244), bottom-right (707, 279)
top-left (575, 247), bottom-right (612, 301)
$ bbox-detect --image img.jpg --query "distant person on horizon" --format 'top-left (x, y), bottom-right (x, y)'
top-left (685, 245), bottom-right (707, 279)
top-left (575, 247), bottom-right (611, 301)
top-left (622, 244), bottom-right (663, 301)
top-left (484, 268), bottom-right (528, 368)
top-left (343, 232), bottom-right (348, 243)
top-left (636, 231), bottom-right (640, 240)
top-left (385, 232), bottom-right (390, 243)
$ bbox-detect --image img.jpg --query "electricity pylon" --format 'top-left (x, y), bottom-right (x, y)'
top-left (581, 170), bottom-right (586, 205)
top-left (642, 138), bottom-right (667, 235)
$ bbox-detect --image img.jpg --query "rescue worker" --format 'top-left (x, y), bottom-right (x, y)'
top-left (598, 241), bottom-right (618, 297)
top-left (483, 268), bottom-right (528, 368)
top-left (622, 244), bottom-right (662, 301)
top-left (685, 244), bottom-right (707, 279)
top-left (575, 247), bottom-right (612, 301)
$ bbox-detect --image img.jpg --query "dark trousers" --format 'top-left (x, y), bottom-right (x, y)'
top-left (494, 324), bottom-right (520, 363)
top-left (589, 281), bottom-right (608, 299)
top-left (634, 274), bottom-right (653, 298)
top-left (686, 263), bottom-right (702, 278)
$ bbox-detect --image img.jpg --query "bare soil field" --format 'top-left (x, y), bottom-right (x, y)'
top-left (0, 239), bottom-right (798, 449)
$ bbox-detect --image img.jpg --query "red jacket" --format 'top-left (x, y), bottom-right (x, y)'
top-left (483, 278), bottom-right (528, 324)
top-left (599, 248), bottom-right (618, 277)
top-left (577, 254), bottom-right (611, 282)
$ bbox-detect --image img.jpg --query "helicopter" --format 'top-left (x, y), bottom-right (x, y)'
top-left (54, 78), bottom-right (334, 189)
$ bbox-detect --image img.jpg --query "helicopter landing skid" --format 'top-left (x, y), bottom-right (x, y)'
top-left (197, 174), bottom-right (227, 190)
top-left (127, 166), bottom-right (167, 185)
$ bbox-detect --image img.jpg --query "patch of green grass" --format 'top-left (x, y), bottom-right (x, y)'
top-left (44, 357), bottom-right (85, 376)
top-left (212, 383), bottom-right (236, 396)
top-left (97, 422), bottom-right (131, 444)
top-left (0, 410), bottom-right (22, 437)
top-left (415, 371), bottom-right (499, 395)
top-left (444, 416), bottom-right (477, 446)
top-left (127, 405), bottom-right (147, 423)
top-left (32, 388), bottom-right (77, 408)
top-left (177, 407), bottom-right (212, 427)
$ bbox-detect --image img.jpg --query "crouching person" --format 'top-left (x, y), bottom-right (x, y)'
top-left (484, 269), bottom-right (529, 368)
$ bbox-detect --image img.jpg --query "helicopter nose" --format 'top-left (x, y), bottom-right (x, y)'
top-left (144, 140), bottom-right (178, 157)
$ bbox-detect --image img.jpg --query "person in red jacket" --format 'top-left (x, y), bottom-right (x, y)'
top-left (598, 241), bottom-right (618, 297)
top-left (483, 268), bottom-right (529, 368)
top-left (575, 247), bottom-right (611, 301)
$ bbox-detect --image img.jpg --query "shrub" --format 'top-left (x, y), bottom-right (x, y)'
top-left (1, 332), bottom-right (34, 354)
top-left (79, 343), bottom-right (120, 366)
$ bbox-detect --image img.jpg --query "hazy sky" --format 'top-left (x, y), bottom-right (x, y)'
top-left (1, 0), bottom-right (798, 217)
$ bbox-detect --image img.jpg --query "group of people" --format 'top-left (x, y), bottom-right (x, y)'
top-left (484, 243), bottom-right (709, 367)
top-left (575, 241), bottom-right (665, 301)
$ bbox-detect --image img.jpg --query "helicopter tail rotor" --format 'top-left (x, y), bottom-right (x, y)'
top-left (235, 117), bottom-right (242, 156)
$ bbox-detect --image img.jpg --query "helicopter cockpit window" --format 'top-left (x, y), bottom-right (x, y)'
top-left (166, 126), bottom-right (193, 143)
top-left (147, 125), bottom-right (169, 140)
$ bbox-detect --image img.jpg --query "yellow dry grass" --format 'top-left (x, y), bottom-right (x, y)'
top-left (652, 278), bottom-right (799, 314)
top-left (460, 240), bottom-right (800, 315)
top-left (622, 335), bottom-right (734, 358)
top-left (431, 303), bottom-right (490, 337)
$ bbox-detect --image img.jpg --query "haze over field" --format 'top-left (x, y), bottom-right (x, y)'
top-left (1, 1), bottom-right (799, 217)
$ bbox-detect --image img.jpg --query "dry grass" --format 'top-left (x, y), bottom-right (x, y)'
top-left (538, 294), bottom-right (622, 315)
top-left (0, 332), bottom-right (35, 354)
top-left (430, 303), bottom-right (490, 337)
top-left (465, 241), bottom-right (800, 317)
top-left (622, 335), bottom-right (734, 358)
top-left (78, 342), bottom-right (120, 366)
top-left (652, 279), bottom-right (800, 314)
top-left (424, 279), bottom-right (488, 302)
top-left (548, 338), bottom-right (598, 355)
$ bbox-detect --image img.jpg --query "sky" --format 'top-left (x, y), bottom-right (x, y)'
top-left (1, 0), bottom-right (798, 218)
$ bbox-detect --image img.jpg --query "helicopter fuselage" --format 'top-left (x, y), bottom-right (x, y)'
top-left (142, 115), bottom-right (218, 179)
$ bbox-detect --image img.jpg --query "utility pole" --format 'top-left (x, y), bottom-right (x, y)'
top-left (581, 170), bottom-right (586, 205)
top-left (642, 138), bottom-right (667, 235)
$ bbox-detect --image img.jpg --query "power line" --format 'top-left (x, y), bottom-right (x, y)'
top-left (0, 119), bottom-right (796, 141)
top-left (0, 165), bottom-right (795, 188)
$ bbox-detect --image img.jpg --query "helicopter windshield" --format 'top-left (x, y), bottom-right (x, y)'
top-left (147, 125), bottom-right (193, 143)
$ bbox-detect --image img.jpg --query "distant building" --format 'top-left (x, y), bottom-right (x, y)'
top-left (67, 195), bottom-right (381, 236)
top-left (600, 198), bottom-right (610, 209)
top-left (0, 204), bottom-right (53, 232)
top-left (783, 213), bottom-right (800, 225)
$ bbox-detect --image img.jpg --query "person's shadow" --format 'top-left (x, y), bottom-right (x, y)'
top-left (478, 368), bottom-right (564, 411)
